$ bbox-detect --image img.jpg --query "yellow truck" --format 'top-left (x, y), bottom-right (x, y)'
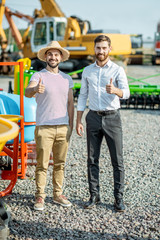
top-left (0, 0), bottom-right (132, 73)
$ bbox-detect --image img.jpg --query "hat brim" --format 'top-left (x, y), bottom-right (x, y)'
top-left (37, 46), bottom-right (70, 62)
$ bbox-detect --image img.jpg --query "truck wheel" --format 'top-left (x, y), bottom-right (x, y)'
top-left (76, 60), bottom-right (91, 79)
top-left (31, 58), bottom-right (46, 71)
top-left (152, 55), bottom-right (156, 65)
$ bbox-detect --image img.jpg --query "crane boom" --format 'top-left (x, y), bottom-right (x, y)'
top-left (39, 0), bottom-right (65, 17)
top-left (0, 0), bottom-right (7, 50)
top-left (0, 0), bottom-right (132, 75)
top-left (4, 6), bottom-right (34, 49)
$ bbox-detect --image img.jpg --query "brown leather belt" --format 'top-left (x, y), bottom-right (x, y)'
top-left (91, 109), bottom-right (118, 116)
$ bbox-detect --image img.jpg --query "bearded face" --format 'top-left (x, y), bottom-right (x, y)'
top-left (95, 52), bottom-right (110, 62)
top-left (94, 41), bottom-right (111, 63)
top-left (46, 61), bottom-right (59, 69)
top-left (45, 49), bottom-right (62, 69)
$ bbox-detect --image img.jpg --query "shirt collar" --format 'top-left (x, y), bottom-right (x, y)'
top-left (94, 59), bottom-right (112, 68)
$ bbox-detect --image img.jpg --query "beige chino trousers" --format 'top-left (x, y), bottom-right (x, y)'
top-left (34, 125), bottom-right (71, 199)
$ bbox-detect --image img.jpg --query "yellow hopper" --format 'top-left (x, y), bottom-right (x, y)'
top-left (0, 117), bottom-right (19, 152)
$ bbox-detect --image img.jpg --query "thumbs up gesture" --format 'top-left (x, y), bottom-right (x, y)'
top-left (106, 78), bottom-right (115, 94)
top-left (36, 78), bottom-right (45, 94)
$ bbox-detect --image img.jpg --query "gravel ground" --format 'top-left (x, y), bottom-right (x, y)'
top-left (1, 108), bottom-right (160, 240)
top-left (0, 65), bottom-right (160, 239)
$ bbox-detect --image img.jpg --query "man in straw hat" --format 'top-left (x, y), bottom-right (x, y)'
top-left (25, 41), bottom-right (74, 210)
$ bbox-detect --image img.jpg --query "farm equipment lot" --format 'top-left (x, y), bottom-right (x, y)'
top-left (1, 64), bottom-right (160, 91)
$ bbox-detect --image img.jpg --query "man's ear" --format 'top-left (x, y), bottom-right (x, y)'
top-left (45, 53), bottom-right (47, 61)
top-left (60, 53), bottom-right (63, 61)
top-left (109, 46), bottom-right (112, 52)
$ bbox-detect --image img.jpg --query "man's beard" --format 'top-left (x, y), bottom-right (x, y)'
top-left (47, 60), bottom-right (59, 69)
top-left (96, 53), bottom-right (109, 62)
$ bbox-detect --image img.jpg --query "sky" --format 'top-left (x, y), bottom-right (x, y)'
top-left (2, 0), bottom-right (160, 40)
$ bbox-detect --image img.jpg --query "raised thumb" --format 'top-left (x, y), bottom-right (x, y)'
top-left (110, 78), bottom-right (113, 84)
top-left (39, 78), bottom-right (42, 84)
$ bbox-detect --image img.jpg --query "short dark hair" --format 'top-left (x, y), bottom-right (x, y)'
top-left (94, 35), bottom-right (111, 47)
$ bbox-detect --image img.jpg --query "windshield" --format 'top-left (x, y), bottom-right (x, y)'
top-left (34, 22), bottom-right (47, 46)
top-left (56, 22), bottom-right (66, 37)
top-left (131, 35), bottom-right (143, 49)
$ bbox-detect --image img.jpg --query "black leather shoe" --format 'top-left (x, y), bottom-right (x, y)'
top-left (114, 198), bottom-right (125, 212)
top-left (84, 195), bottom-right (100, 209)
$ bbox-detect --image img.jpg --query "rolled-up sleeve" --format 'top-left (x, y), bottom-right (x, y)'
top-left (117, 67), bottom-right (130, 99)
top-left (29, 72), bottom-right (40, 84)
top-left (77, 69), bottom-right (88, 111)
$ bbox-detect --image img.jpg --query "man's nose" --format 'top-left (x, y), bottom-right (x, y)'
top-left (99, 48), bottom-right (103, 53)
top-left (50, 56), bottom-right (56, 60)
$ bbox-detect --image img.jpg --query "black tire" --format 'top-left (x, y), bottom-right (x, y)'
top-left (31, 58), bottom-right (46, 71)
top-left (152, 55), bottom-right (156, 65)
top-left (75, 60), bottom-right (91, 79)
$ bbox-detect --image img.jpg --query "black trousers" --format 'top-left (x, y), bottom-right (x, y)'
top-left (86, 110), bottom-right (124, 199)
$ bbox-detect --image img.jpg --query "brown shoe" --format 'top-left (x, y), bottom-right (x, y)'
top-left (53, 195), bottom-right (72, 207)
top-left (34, 197), bottom-right (44, 211)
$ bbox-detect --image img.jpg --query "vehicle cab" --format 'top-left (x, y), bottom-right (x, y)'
top-left (31, 17), bottom-right (67, 53)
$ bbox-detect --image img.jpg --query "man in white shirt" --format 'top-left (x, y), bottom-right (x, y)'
top-left (76, 35), bottom-right (130, 212)
top-left (25, 41), bottom-right (74, 210)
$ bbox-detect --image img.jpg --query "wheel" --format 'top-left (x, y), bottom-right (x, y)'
top-left (152, 55), bottom-right (156, 65)
top-left (31, 58), bottom-right (46, 71)
top-left (75, 60), bottom-right (91, 79)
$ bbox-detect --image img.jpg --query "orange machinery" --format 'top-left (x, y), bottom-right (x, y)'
top-left (0, 115), bottom-right (22, 197)
top-left (0, 62), bottom-right (36, 188)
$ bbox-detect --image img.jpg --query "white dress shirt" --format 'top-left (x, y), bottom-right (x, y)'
top-left (77, 60), bottom-right (130, 111)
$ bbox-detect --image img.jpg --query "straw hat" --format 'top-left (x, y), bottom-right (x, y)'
top-left (37, 41), bottom-right (70, 62)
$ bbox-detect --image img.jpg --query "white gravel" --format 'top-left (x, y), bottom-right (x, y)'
top-left (1, 108), bottom-right (160, 240)
top-left (0, 65), bottom-right (160, 239)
